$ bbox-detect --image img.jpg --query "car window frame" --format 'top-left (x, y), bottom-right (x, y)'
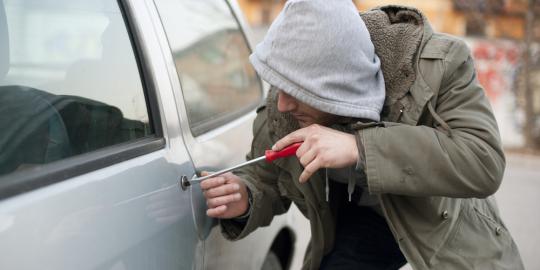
top-left (0, 0), bottom-right (165, 200)
top-left (158, 0), bottom-right (264, 137)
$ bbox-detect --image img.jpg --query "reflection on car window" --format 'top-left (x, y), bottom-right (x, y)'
top-left (0, 0), bottom-right (152, 176)
top-left (154, 0), bottom-right (262, 136)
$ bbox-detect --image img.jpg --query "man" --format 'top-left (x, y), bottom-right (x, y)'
top-left (201, 1), bottom-right (524, 269)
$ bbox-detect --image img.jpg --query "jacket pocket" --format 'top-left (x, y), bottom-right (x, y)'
top-left (445, 201), bottom-right (510, 260)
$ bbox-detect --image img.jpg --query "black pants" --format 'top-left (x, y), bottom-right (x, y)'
top-left (320, 203), bottom-right (407, 270)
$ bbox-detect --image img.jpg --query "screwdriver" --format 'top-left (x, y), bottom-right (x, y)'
top-left (184, 142), bottom-right (302, 187)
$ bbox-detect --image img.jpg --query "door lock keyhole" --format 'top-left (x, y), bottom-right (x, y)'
top-left (180, 175), bottom-right (191, 190)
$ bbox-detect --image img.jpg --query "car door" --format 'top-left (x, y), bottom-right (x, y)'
top-left (150, 0), bottom-right (267, 267)
top-left (151, 0), bottom-right (263, 236)
top-left (0, 0), bottom-right (202, 269)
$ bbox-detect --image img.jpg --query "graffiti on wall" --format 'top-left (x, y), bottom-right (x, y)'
top-left (465, 38), bottom-right (524, 147)
top-left (467, 39), bottom-right (521, 102)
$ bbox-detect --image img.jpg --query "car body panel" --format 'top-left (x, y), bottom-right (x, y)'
top-left (0, 149), bottom-right (200, 270)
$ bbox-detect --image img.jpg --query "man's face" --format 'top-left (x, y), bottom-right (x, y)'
top-left (276, 90), bottom-right (338, 128)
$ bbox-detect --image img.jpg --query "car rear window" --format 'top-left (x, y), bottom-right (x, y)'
top-left (153, 0), bottom-right (263, 136)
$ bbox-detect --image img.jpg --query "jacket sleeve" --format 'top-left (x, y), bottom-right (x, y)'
top-left (220, 109), bottom-right (291, 240)
top-left (361, 40), bottom-right (505, 198)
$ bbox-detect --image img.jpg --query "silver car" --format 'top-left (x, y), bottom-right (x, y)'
top-left (0, 0), bottom-right (308, 269)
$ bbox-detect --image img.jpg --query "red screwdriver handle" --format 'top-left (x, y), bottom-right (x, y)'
top-left (264, 142), bottom-right (302, 163)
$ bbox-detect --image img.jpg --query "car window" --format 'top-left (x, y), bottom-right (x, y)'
top-left (153, 0), bottom-right (263, 136)
top-left (0, 0), bottom-right (152, 177)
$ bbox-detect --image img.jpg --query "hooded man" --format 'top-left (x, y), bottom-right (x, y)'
top-left (201, 0), bottom-right (524, 269)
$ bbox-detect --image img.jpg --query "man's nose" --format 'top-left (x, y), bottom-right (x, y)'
top-left (277, 91), bottom-right (297, 112)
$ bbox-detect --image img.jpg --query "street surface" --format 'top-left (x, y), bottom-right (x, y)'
top-left (496, 152), bottom-right (540, 270)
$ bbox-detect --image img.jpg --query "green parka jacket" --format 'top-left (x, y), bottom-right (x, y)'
top-left (221, 5), bottom-right (524, 270)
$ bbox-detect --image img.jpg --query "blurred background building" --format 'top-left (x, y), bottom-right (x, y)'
top-left (238, 0), bottom-right (540, 151)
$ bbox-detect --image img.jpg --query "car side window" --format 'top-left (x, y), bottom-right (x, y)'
top-left (153, 0), bottom-right (263, 136)
top-left (0, 0), bottom-right (153, 177)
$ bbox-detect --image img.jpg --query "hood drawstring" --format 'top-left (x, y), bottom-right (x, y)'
top-left (348, 167), bottom-right (355, 202)
top-left (325, 168), bottom-right (330, 202)
top-left (325, 167), bottom-right (356, 202)
top-left (427, 100), bottom-right (453, 137)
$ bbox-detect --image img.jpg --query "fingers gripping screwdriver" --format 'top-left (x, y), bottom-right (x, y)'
top-left (182, 142), bottom-right (302, 187)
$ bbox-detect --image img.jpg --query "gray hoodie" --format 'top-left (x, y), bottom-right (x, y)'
top-left (249, 0), bottom-right (385, 121)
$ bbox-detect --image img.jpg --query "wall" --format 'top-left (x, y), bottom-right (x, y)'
top-left (465, 38), bottom-right (525, 147)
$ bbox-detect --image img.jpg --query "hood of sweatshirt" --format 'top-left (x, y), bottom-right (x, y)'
top-left (250, 0), bottom-right (385, 121)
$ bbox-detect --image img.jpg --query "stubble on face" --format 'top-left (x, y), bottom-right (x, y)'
top-left (277, 91), bottom-right (339, 127)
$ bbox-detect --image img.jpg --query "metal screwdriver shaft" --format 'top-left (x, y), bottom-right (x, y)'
top-left (190, 156), bottom-right (266, 182)
top-left (184, 142), bottom-right (302, 187)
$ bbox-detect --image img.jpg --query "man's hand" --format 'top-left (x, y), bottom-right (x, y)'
top-left (272, 124), bottom-right (359, 183)
top-left (200, 172), bottom-right (249, 219)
